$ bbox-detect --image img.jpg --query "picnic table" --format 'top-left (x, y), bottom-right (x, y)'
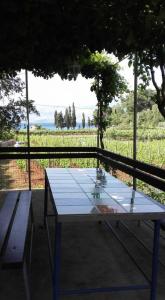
top-left (44, 167), bottom-right (165, 300)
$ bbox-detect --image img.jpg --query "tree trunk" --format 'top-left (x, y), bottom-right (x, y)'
top-left (157, 98), bottom-right (165, 119)
top-left (150, 56), bottom-right (165, 119)
top-left (100, 130), bottom-right (104, 149)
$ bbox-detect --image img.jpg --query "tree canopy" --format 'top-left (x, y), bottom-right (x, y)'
top-left (0, 1), bottom-right (164, 76)
top-left (0, 73), bottom-right (39, 140)
top-left (108, 89), bottom-right (164, 128)
top-left (0, 1), bottom-right (164, 117)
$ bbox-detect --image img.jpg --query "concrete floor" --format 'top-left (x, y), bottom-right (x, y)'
top-left (0, 189), bottom-right (165, 300)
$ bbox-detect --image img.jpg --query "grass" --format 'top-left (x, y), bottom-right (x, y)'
top-left (15, 128), bottom-right (165, 203)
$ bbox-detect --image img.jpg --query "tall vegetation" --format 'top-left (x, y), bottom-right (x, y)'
top-left (88, 117), bottom-right (91, 128)
top-left (54, 102), bottom-right (87, 129)
top-left (72, 102), bottom-right (76, 129)
top-left (81, 51), bottom-right (127, 148)
top-left (106, 89), bottom-right (164, 128)
top-left (82, 112), bottom-right (85, 128)
top-left (129, 48), bottom-right (165, 118)
top-left (0, 72), bottom-right (39, 140)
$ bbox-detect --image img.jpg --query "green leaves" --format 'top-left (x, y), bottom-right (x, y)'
top-left (0, 73), bottom-right (39, 139)
top-left (0, 0), bottom-right (164, 77)
top-left (82, 51), bottom-right (128, 148)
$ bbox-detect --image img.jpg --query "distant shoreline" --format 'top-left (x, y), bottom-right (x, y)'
top-left (20, 122), bottom-right (95, 131)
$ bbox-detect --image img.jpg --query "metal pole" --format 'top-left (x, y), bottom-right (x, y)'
top-left (97, 100), bottom-right (100, 148)
top-left (25, 70), bottom-right (31, 190)
top-left (133, 53), bottom-right (138, 190)
top-left (97, 76), bottom-right (100, 149)
top-left (96, 76), bottom-right (100, 169)
top-left (97, 100), bottom-right (100, 169)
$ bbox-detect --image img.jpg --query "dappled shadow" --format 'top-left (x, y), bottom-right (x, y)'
top-left (0, 159), bottom-right (45, 190)
top-left (0, 159), bottom-right (14, 190)
top-left (0, 159), bottom-right (29, 190)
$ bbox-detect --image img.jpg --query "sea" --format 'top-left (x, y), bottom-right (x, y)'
top-left (20, 122), bottom-right (94, 130)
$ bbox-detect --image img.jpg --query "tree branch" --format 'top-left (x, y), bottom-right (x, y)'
top-left (160, 64), bottom-right (165, 98)
top-left (150, 62), bottom-right (161, 104)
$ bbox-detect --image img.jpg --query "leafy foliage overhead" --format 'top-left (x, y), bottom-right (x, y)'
top-left (81, 52), bottom-right (127, 103)
top-left (0, 0), bottom-right (164, 77)
top-left (81, 52), bottom-right (127, 148)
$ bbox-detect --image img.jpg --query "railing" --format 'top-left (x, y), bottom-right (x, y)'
top-left (0, 146), bottom-right (165, 192)
top-left (0, 146), bottom-right (97, 159)
top-left (97, 148), bottom-right (165, 192)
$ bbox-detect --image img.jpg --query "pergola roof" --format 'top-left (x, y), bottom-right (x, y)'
top-left (0, 1), bottom-right (164, 77)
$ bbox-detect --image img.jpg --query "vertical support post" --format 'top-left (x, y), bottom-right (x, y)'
top-left (25, 70), bottom-right (31, 190)
top-left (150, 220), bottom-right (160, 300)
top-left (97, 99), bottom-right (100, 169)
top-left (53, 221), bottom-right (61, 300)
top-left (133, 53), bottom-right (138, 190)
top-left (97, 100), bottom-right (100, 149)
top-left (96, 75), bottom-right (100, 150)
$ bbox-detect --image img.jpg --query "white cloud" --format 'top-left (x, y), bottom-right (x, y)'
top-left (26, 73), bottom-right (97, 107)
top-left (20, 72), bottom-right (97, 123)
top-left (20, 59), bottom-right (162, 124)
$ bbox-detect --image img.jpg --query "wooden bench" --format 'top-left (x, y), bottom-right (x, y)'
top-left (0, 190), bottom-right (34, 300)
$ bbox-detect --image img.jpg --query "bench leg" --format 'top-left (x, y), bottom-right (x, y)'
top-left (29, 205), bottom-right (34, 268)
top-left (23, 260), bottom-right (31, 300)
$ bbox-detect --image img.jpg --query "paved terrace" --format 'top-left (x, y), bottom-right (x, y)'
top-left (0, 189), bottom-right (165, 300)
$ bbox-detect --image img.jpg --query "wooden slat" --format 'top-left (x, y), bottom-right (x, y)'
top-left (0, 191), bottom-right (19, 254)
top-left (0, 146), bottom-right (97, 152)
top-left (2, 191), bottom-right (32, 268)
top-left (98, 154), bottom-right (165, 192)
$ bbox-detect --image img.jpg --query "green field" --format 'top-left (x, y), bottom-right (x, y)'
top-left (15, 128), bottom-right (165, 203)
top-left (16, 128), bottom-right (165, 167)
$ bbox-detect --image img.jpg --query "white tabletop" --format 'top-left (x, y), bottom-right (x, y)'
top-left (46, 168), bottom-right (165, 222)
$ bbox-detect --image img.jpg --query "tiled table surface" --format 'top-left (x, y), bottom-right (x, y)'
top-left (45, 168), bottom-right (165, 300)
top-left (46, 168), bottom-right (165, 222)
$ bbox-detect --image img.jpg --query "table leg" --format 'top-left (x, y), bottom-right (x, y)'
top-left (53, 221), bottom-right (62, 300)
top-left (44, 173), bottom-right (48, 227)
top-left (150, 220), bottom-right (160, 300)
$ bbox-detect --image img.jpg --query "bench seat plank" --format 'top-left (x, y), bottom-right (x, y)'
top-left (2, 191), bottom-right (32, 268)
top-left (0, 191), bottom-right (19, 254)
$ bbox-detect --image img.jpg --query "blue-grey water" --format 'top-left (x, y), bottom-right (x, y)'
top-left (20, 122), bottom-right (94, 130)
